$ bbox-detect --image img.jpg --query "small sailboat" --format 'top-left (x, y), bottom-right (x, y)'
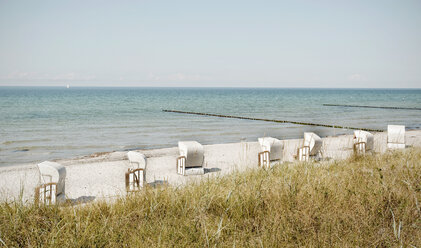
top-left (66, 84), bottom-right (70, 89)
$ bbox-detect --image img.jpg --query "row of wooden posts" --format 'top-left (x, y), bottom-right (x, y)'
top-left (162, 109), bottom-right (384, 132)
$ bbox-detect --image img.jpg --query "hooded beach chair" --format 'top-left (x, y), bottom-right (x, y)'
top-left (353, 130), bottom-right (374, 154)
top-left (35, 161), bottom-right (66, 205)
top-left (177, 141), bottom-right (205, 176)
top-left (126, 151), bottom-right (147, 192)
top-left (387, 125), bottom-right (405, 149)
top-left (257, 137), bottom-right (283, 169)
top-left (297, 132), bottom-right (323, 162)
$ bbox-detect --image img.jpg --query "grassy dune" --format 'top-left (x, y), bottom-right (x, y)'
top-left (1, 149), bottom-right (420, 247)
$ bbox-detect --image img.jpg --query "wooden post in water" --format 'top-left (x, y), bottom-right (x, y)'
top-left (162, 109), bottom-right (384, 132)
top-left (323, 104), bottom-right (421, 111)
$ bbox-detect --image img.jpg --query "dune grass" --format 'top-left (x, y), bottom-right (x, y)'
top-left (0, 149), bottom-right (420, 247)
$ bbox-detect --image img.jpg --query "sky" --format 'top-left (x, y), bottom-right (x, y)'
top-left (0, 0), bottom-right (420, 88)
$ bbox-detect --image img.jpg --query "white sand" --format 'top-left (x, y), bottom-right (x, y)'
top-left (1, 130), bottom-right (421, 204)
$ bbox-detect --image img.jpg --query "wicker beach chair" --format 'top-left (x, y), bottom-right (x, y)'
top-left (257, 137), bottom-right (283, 169)
top-left (177, 141), bottom-right (205, 176)
top-left (297, 132), bottom-right (323, 162)
top-left (34, 161), bottom-right (66, 205)
top-left (353, 130), bottom-right (374, 154)
top-left (126, 151), bottom-right (147, 192)
top-left (387, 125), bottom-right (405, 149)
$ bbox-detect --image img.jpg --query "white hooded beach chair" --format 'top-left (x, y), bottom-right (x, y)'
top-left (297, 132), bottom-right (323, 162)
top-left (177, 141), bottom-right (205, 176)
top-left (126, 151), bottom-right (147, 192)
top-left (35, 161), bottom-right (66, 205)
top-left (387, 125), bottom-right (405, 149)
top-left (257, 137), bottom-right (283, 169)
top-left (353, 130), bottom-right (374, 154)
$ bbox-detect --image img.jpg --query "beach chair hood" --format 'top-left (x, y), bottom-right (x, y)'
top-left (258, 137), bottom-right (283, 161)
top-left (303, 132), bottom-right (322, 156)
top-left (37, 161), bottom-right (66, 195)
top-left (354, 130), bottom-right (374, 151)
top-left (178, 141), bottom-right (204, 168)
top-left (127, 151), bottom-right (147, 169)
top-left (387, 125), bottom-right (405, 144)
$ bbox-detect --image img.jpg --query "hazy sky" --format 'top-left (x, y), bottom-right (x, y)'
top-left (0, 0), bottom-right (420, 87)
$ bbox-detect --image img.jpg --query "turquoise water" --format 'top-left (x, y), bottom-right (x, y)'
top-left (1, 87), bottom-right (420, 166)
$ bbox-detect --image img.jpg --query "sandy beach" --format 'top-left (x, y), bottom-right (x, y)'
top-left (1, 130), bottom-right (421, 204)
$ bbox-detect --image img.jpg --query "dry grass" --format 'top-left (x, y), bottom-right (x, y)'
top-left (1, 149), bottom-right (420, 247)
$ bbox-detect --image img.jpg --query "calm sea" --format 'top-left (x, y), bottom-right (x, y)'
top-left (1, 87), bottom-right (420, 167)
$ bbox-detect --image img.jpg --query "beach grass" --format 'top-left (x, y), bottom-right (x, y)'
top-left (0, 149), bottom-right (420, 247)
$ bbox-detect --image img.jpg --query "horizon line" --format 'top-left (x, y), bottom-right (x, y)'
top-left (1, 85), bottom-right (421, 90)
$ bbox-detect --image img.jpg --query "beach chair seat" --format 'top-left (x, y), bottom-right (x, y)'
top-left (387, 125), bottom-right (405, 149)
top-left (258, 137), bottom-right (283, 169)
top-left (35, 161), bottom-right (66, 205)
top-left (35, 182), bottom-right (62, 205)
top-left (126, 151), bottom-right (147, 192)
top-left (297, 132), bottom-right (322, 162)
top-left (353, 130), bottom-right (374, 154)
top-left (177, 141), bottom-right (205, 176)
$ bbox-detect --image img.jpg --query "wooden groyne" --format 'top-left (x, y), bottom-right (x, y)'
top-left (323, 104), bottom-right (421, 111)
top-left (162, 109), bottom-right (384, 132)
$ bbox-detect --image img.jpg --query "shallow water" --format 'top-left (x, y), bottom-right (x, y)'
top-left (1, 87), bottom-right (420, 166)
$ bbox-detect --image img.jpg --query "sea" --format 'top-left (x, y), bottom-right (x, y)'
top-left (1, 87), bottom-right (420, 167)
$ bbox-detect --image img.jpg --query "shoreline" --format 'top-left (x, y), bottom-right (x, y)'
top-left (3, 126), bottom-right (420, 169)
top-left (1, 130), bottom-right (421, 203)
top-left (0, 130), bottom-right (359, 170)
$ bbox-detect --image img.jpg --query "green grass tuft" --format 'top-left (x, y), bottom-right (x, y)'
top-left (1, 149), bottom-right (420, 247)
